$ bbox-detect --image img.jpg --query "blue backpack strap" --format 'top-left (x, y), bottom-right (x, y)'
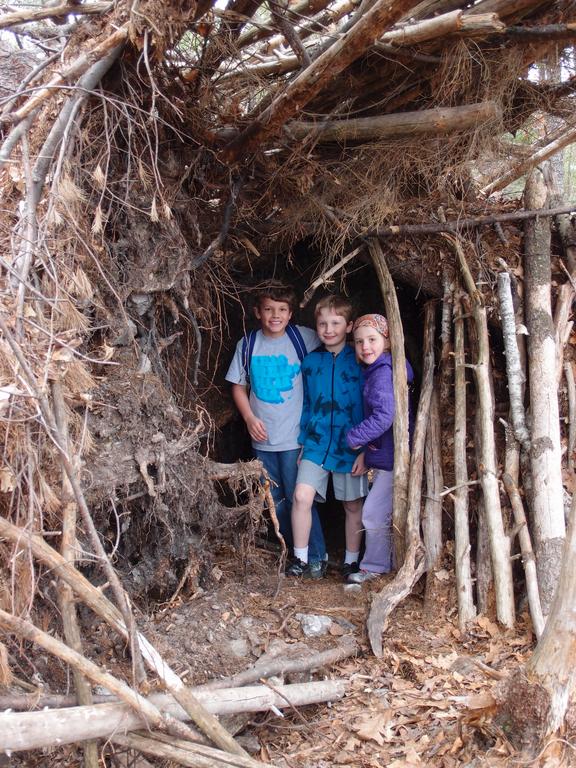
top-left (242, 329), bottom-right (258, 379)
top-left (286, 323), bottom-right (307, 362)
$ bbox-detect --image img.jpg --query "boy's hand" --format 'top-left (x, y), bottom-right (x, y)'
top-left (351, 452), bottom-right (367, 476)
top-left (246, 415), bottom-right (267, 443)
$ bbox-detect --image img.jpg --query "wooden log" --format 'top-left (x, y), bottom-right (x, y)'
top-left (367, 239), bottom-right (411, 566)
top-left (423, 388), bottom-right (443, 570)
top-left (367, 301), bottom-right (435, 656)
top-left (523, 170), bottom-right (566, 616)
top-left (285, 102), bottom-right (501, 143)
top-left (566, 361), bottom-right (576, 472)
top-left (221, 0), bottom-right (415, 161)
top-left (445, 234), bottom-right (515, 628)
top-left (453, 292), bottom-right (476, 629)
top-left (0, 681), bottom-right (346, 752)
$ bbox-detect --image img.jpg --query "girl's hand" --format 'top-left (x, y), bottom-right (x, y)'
top-left (351, 453), bottom-right (367, 476)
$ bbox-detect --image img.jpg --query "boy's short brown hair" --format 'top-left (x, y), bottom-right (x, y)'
top-left (254, 281), bottom-right (298, 314)
top-left (314, 294), bottom-right (354, 323)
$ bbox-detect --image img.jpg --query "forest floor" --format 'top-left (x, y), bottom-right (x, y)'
top-left (132, 544), bottom-right (536, 768)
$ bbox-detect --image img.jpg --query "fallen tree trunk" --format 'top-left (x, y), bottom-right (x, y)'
top-left (285, 102), bottom-right (501, 143)
top-left (0, 681), bottom-right (346, 752)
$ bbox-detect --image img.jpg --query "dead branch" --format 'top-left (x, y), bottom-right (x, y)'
top-left (198, 637), bottom-right (357, 691)
top-left (367, 239), bottom-right (411, 567)
top-left (2, 681), bottom-right (346, 752)
top-left (300, 246), bottom-right (363, 307)
top-left (566, 361), bottom-right (576, 472)
top-left (6, 25), bottom-right (129, 126)
top-left (0, 2), bottom-right (111, 30)
top-left (497, 270), bottom-right (530, 451)
top-left (453, 292), bottom-right (476, 629)
top-left (111, 732), bottom-right (267, 768)
top-left (367, 203), bottom-right (576, 238)
top-left (367, 301), bottom-right (435, 656)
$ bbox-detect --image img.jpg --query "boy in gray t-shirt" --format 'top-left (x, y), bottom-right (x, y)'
top-left (226, 282), bottom-right (327, 576)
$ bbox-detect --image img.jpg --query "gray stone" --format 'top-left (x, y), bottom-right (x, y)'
top-left (225, 638), bottom-right (251, 658)
top-left (295, 613), bottom-right (332, 637)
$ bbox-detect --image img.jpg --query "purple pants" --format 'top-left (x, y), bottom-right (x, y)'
top-left (360, 469), bottom-right (394, 573)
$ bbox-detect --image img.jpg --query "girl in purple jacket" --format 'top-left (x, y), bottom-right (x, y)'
top-left (346, 314), bottom-right (414, 583)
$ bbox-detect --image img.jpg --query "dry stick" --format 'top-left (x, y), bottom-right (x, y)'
top-left (111, 732), bottom-right (267, 768)
top-left (482, 124), bottom-right (576, 197)
top-left (1, 50), bottom-right (61, 117)
top-left (2, 681), bottom-right (346, 752)
top-left (553, 283), bottom-right (574, 387)
top-left (453, 292), bottom-right (476, 629)
top-left (367, 239), bottom-right (410, 567)
top-left (262, 477), bottom-right (287, 594)
top-left (52, 380), bottom-right (99, 768)
top-left (497, 271), bottom-right (531, 451)
top-left (367, 301), bottom-right (435, 656)
top-left (0, 609), bottom-right (199, 742)
top-left (524, 170), bottom-right (566, 617)
top-left (197, 637), bottom-right (357, 691)
top-left (269, 0), bottom-right (311, 67)
top-left (367, 203), bottom-right (576, 238)
top-left (221, 0), bottom-right (415, 162)
top-left (0, 2), bottom-right (111, 29)
top-left (565, 361), bottom-right (576, 472)
top-left (445, 234), bottom-right (515, 628)
top-left (300, 246), bottom-right (363, 308)
top-left (0, 515), bottom-right (248, 757)
top-left (501, 423), bottom-right (545, 639)
top-left (7, 25), bottom-right (129, 126)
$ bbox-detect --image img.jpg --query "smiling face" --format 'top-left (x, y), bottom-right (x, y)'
top-left (354, 325), bottom-right (389, 365)
top-left (254, 298), bottom-right (293, 338)
top-left (316, 308), bottom-right (353, 353)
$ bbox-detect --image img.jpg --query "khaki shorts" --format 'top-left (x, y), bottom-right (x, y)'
top-left (296, 459), bottom-right (368, 503)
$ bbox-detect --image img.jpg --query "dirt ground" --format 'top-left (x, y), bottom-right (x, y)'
top-left (129, 544), bottom-right (536, 768)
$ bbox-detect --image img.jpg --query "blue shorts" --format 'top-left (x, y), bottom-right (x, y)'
top-left (296, 459), bottom-right (368, 503)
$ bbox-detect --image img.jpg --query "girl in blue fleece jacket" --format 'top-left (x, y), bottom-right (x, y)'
top-left (346, 314), bottom-right (414, 583)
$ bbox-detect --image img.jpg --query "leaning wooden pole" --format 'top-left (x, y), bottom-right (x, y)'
top-left (367, 301), bottom-right (435, 656)
top-left (453, 292), bottom-right (476, 629)
top-left (444, 235), bottom-right (515, 628)
top-left (523, 169), bottom-right (566, 616)
top-left (368, 239), bottom-right (411, 566)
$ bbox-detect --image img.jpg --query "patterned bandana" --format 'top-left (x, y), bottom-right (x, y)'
top-left (352, 313), bottom-right (389, 338)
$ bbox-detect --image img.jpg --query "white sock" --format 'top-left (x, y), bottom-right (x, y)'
top-left (323, 553), bottom-right (329, 561)
top-left (294, 547), bottom-right (308, 563)
top-left (345, 550), bottom-right (360, 565)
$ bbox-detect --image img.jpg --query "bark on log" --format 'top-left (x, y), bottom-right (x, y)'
top-left (523, 169), bottom-right (566, 616)
top-left (423, 388), bottom-right (443, 570)
top-left (0, 681), bottom-right (346, 752)
top-left (453, 292), bottom-right (476, 629)
top-left (368, 239), bottom-right (411, 566)
top-left (0, 2), bottom-right (110, 29)
top-left (221, 0), bottom-right (416, 161)
top-left (367, 301), bottom-right (435, 656)
top-left (285, 102), bottom-right (501, 143)
top-left (446, 235), bottom-right (515, 628)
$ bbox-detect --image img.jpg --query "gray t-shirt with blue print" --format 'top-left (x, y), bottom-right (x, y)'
top-left (226, 326), bottom-right (319, 451)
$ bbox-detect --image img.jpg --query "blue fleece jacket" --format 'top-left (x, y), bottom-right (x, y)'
top-left (346, 352), bottom-right (414, 471)
top-left (298, 345), bottom-right (363, 472)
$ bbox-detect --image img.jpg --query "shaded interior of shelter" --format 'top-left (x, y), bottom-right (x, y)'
top-left (212, 239), bottom-right (428, 562)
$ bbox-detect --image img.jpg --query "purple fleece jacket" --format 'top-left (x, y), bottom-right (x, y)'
top-left (346, 352), bottom-right (414, 471)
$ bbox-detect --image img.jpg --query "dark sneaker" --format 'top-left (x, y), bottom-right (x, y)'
top-left (285, 558), bottom-right (324, 580)
top-left (340, 561), bottom-right (359, 580)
